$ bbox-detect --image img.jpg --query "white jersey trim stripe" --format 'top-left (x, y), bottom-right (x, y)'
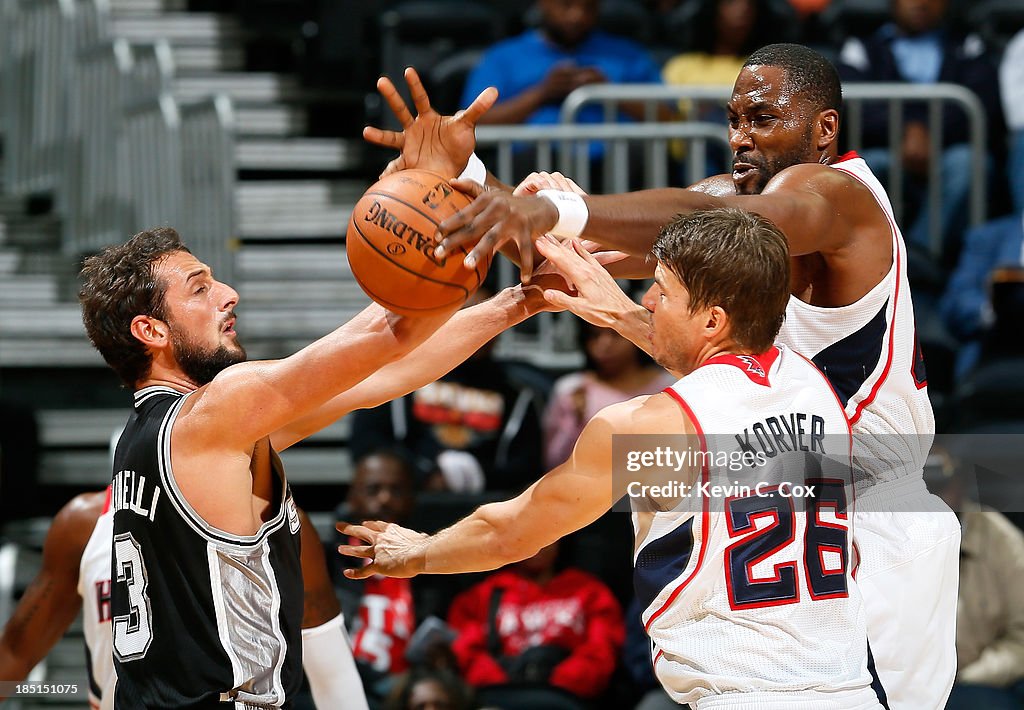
top-left (156, 392), bottom-right (288, 547)
top-left (133, 386), bottom-right (182, 407)
top-left (830, 163), bottom-right (903, 425)
top-left (208, 542), bottom-right (246, 691)
top-left (643, 388), bottom-right (711, 634)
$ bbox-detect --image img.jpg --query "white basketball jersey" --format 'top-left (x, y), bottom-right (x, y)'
top-left (776, 153), bottom-right (934, 488)
top-left (636, 345), bottom-right (871, 706)
top-left (77, 488), bottom-right (114, 710)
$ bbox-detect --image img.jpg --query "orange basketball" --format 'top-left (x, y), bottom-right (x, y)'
top-left (345, 169), bottom-right (490, 317)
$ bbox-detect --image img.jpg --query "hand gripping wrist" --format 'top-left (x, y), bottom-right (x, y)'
top-left (536, 189), bottom-right (589, 239)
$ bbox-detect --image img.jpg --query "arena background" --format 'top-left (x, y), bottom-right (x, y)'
top-left (1, 0), bottom-right (1022, 707)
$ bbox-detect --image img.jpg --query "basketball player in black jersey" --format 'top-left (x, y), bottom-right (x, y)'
top-left (0, 490), bottom-right (363, 710)
top-left (77, 221), bottom-right (551, 708)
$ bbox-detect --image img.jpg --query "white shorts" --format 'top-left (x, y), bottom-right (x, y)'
top-left (854, 476), bottom-right (961, 710)
top-left (695, 687), bottom-right (884, 710)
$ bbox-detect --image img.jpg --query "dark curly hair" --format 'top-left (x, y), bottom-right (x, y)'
top-left (79, 227), bottom-right (189, 387)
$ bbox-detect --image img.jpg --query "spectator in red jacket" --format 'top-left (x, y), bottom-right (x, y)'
top-left (447, 539), bottom-right (624, 707)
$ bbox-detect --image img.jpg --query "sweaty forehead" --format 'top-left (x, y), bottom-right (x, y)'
top-left (730, 64), bottom-right (793, 109)
top-left (156, 251), bottom-right (206, 283)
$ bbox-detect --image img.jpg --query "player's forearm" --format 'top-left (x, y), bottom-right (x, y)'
top-left (424, 499), bottom-right (547, 574)
top-left (583, 189), bottom-right (721, 255)
top-left (366, 284), bottom-right (538, 404)
top-left (217, 304), bottom-right (458, 444)
top-left (611, 305), bottom-right (655, 356)
top-left (271, 286), bottom-right (539, 449)
top-left (0, 641), bottom-right (40, 686)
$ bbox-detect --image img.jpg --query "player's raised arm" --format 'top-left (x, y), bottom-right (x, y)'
top-left (437, 165), bottom-right (866, 282)
top-left (177, 297), bottom-right (458, 454)
top-left (270, 280), bottom-right (556, 451)
top-left (364, 67), bottom-right (506, 190)
top-left (337, 393), bottom-right (693, 578)
top-left (0, 492), bottom-right (103, 691)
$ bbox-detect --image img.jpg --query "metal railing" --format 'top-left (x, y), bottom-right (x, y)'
top-left (180, 96), bottom-right (237, 284)
top-left (63, 38), bottom-right (176, 254)
top-left (119, 92), bottom-right (236, 282)
top-left (2, 0), bottom-right (77, 195)
top-left (64, 39), bottom-right (134, 253)
top-left (122, 93), bottom-right (184, 235)
top-left (476, 122), bottom-right (732, 363)
top-left (477, 121), bottom-right (731, 194)
top-left (558, 82), bottom-right (989, 256)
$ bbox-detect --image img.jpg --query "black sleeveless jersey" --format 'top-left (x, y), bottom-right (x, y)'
top-left (111, 386), bottom-right (304, 709)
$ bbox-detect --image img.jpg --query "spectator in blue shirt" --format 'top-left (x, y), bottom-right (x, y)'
top-left (939, 214), bottom-right (1024, 376)
top-left (837, 0), bottom-right (1005, 262)
top-left (460, 0), bottom-right (663, 180)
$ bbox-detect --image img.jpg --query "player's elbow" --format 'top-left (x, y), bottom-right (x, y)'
top-left (496, 535), bottom-right (542, 567)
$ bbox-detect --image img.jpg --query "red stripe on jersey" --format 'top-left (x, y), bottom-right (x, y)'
top-left (644, 389), bottom-right (711, 634)
top-left (102, 485), bottom-right (113, 514)
top-left (829, 164), bottom-right (902, 426)
top-left (703, 346), bottom-right (781, 387)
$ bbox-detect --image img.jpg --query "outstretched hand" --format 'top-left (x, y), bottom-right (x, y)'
top-left (436, 180), bottom-right (559, 283)
top-left (337, 520), bottom-right (430, 579)
top-left (534, 236), bottom-right (651, 341)
top-left (364, 67), bottom-right (498, 179)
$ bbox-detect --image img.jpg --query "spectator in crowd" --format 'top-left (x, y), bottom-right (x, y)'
top-left (447, 539), bottom-right (624, 709)
top-left (333, 450), bottom-right (423, 704)
top-left (1000, 28), bottom-right (1024, 213)
top-left (836, 0), bottom-right (1005, 260)
top-left (787, 0), bottom-right (830, 19)
top-left (930, 450), bottom-right (1024, 710)
top-left (660, 0), bottom-right (783, 176)
top-left (385, 668), bottom-right (473, 710)
top-left (543, 322), bottom-right (673, 469)
top-left (349, 288), bottom-right (545, 494)
top-left (938, 214), bottom-right (1024, 377)
top-left (662, 0), bottom-right (772, 99)
top-left (460, 0), bottom-right (663, 180)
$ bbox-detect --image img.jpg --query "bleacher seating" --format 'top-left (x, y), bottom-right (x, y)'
top-left (1, 2), bottom-right (1023, 706)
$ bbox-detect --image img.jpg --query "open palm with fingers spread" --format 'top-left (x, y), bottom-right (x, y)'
top-left (364, 67), bottom-right (497, 179)
top-left (337, 520), bottom-right (430, 579)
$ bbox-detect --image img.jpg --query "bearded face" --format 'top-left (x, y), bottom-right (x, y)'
top-left (169, 320), bottom-right (247, 386)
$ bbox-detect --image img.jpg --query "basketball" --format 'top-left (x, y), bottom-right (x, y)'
top-left (346, 169), bottom-right (490, 317)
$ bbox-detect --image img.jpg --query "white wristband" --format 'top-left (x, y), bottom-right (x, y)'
top-left (537, 189), bottom-right (589, 239)
top-left (458, 152), bottom-right (487, 184)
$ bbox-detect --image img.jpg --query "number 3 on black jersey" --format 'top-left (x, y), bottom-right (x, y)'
top-left (113, 533), bottom-right (154, 660)
top-left (724, 479), bottom-right (850, 609)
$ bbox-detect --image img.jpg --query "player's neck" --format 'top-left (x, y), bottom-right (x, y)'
top-left (135, 368), bottom-right (200, 395)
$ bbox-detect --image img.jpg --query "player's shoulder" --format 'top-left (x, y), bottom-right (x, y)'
top-left (766, 161), bottom-right (875, 206)
top-left (46, 490), bottom-right (106, 555)
top-left (590, 391), bottom-right (688, 435)
top-left (769, 161), bottom-right (848, 188)
top-left (59, 490), bottom-right (107, 526)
